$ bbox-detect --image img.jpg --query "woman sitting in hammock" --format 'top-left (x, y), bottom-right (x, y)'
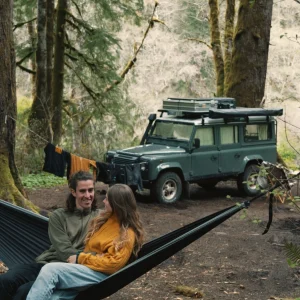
top-left (26, 184), bottom-right (145, 300)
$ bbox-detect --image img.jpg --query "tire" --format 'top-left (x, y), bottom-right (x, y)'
top-left (237, 164), bottom-right (269, 196)
top-left (151, 172), bottom-right (182, 204)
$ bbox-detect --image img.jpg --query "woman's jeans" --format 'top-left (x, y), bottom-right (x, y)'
top-left (26, 262), bottom-right (108, 300)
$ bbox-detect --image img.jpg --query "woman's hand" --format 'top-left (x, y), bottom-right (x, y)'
top-left (66, 255), bottom-right (77, 264)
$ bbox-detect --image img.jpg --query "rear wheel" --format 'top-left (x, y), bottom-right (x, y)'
top-left (237, 164), bottom-right (268, 196)
top-left (151, 172), bottom-right (182, 204)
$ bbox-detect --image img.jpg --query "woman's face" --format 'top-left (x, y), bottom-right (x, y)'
top-left (103, 196), bottom-right (112, 213)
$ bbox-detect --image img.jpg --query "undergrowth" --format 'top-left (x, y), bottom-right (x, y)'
top-left (21, 172), bottom-right (67, 190)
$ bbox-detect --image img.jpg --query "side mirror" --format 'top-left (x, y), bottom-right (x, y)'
top-left (193, 138), bottom-right (200, 149)
top-left (148, 114), bottom-right (156, 121)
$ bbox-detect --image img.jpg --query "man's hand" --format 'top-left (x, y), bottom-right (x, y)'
top-left (67, 255), bottom-right (77, 264)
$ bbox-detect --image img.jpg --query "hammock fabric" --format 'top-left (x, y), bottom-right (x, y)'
top-left (0, 199), bottom-right (249, 299)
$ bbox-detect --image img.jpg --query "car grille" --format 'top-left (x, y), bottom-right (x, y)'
top-left (112, 155), bottom-right (139, 165)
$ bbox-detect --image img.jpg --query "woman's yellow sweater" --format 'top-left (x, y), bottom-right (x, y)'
top-left (77, 214), bottom-right (135, 274)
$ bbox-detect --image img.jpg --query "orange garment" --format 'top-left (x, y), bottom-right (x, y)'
top-left (69, 154), bottom-right (97, 180)
top-left (55, 146), bottom-right (63, 154)
top-left (78, 214), bottom-right (135, 274)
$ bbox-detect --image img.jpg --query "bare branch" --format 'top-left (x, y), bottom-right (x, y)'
top-left (17, 65), bottom-right (36, 74)
top-left (104, 1), bottom-right (162, 93)
top-left (70, 0), bottom-right (84, 19)
top-left (186, 38), bottom-right (212, 50)
top-left (13, 17), bottom-right (37, 31)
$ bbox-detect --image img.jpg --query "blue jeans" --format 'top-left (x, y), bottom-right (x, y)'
top-left (26, 263), bottom-right (108, 300)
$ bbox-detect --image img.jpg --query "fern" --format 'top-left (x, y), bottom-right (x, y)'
top-left (285, 242), bottom-right (300, 267)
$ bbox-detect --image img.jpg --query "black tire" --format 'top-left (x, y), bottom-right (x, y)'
top-left (237, 164), bottom-right (268, 196)
top-left (151, 172), bottom-right (182, 204)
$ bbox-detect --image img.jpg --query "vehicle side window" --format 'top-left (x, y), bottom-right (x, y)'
top-left (244, 124), bottom-right (271, 142)
top-left (220, 125), bottom-right (239, 144)
top-left (194, 127), bottom-right (214, 146)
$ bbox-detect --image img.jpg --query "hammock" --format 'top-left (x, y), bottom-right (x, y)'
top-left (0, 199), bottom-right (249, 299)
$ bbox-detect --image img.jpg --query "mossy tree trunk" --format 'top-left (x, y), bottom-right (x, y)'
top-left (225, 0), bottom-right (273, 107)
top-left (223, 0), bottom-right (235, 92)
top-left (0, 0), bottom-right (39, 212)
top-left (52, 0), bottom-right (67, 145)
top-left (209, 0), bottom-right (224, 96)
top-left (28, 0), bottom-right (52, 148)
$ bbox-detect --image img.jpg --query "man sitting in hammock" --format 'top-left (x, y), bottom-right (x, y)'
top-left (26, 183), bottom-right (144, 300)
top-left (0, 171), bottom-right (100, 300)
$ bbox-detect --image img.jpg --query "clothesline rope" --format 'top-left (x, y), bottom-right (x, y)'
top-left (7, 114), bottom-right (50, 145)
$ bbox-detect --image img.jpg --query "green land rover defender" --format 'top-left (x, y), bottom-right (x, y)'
top-left (106, 97), bottom-right (283, 204)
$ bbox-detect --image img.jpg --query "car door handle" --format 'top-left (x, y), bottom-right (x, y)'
top-left (211, 155), bottom-right (218, 161)
top-left (234, 153), bottom-right (240, 158)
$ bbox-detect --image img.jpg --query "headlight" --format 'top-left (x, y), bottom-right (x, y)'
top-left (140, 162), bottom-right (148, 171)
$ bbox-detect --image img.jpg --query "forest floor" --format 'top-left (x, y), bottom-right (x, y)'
top-left (9, 182), bottom-right (300, 299)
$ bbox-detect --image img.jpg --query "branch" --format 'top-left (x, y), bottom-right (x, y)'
top-left (17, 65), bottom-right (36, 74)
top-left (79, 115), bottom-right (93, 130)
top-left (64, 42), bottom-right (97, 70)
top-left (103, 1), bottom-right (162, 93)
top-left (71, 0), bottom-right (84, 19)
top-left (186, 38), bottom-right (212, 50)
top-left (16, 50), bottom-right (35, 65)
top-left (294, 0), bottom-right (300, 3)
top-left (65, 11), bottom-right (93, 34)
top-left (13, 17), bottom-right (37, 31)
top-left (64, 61), bottom-right (107, 112)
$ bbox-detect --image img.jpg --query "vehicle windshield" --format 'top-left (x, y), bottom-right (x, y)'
top-left (149, 121), bottom-right (194, 142)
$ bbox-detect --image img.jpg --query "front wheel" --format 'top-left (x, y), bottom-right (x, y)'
top-left (237, 164), bottom-right (269, 196)
top-left (151, 172), bottom-right (182, 204)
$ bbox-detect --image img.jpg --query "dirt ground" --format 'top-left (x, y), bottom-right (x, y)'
top-left (26, 181), bottom-right (300, 300)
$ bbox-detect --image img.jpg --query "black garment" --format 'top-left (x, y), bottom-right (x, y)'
top-left (0, 263), bottom-right (43, 300)
top-left (125, 164), bottom-right (143, 191)
top-left (43, 143), bottom-right (70, 177)
top-left (13, 281), bottom-right (34, 300)
top-left (109, 164), bottom-right (126, 185)
top-left (96, 162), bottom-right (111, 183)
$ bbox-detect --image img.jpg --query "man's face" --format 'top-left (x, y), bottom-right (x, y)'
top-left (71, 180), bottom-right (95, 210)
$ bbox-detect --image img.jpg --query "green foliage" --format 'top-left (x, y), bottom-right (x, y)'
top-left (285, 242), bottom-right (300, 268)
top-left (278, 145), bottom-right (297, 169)
top-left (21, 173), bottom-right (66, 190)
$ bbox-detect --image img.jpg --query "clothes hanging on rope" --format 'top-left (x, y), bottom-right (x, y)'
top-left (43, 143), bottom-right (70, 178)
top-left (67, 154), bottom-right (97, 180)
top-left (42, 143), bottom-right (143, 190)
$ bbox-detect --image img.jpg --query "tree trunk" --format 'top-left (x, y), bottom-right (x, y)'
top-left (28, 21), bottom-right (37, 99)
top-left (28, 0), bottom-right (52, 147)
top-left (209, 0), bottom-right (224, 96)
top-left (223, 0), bottom-right (235, 92)
top-left (0, 0), bottom-right (38, 211)
top-left (47, 0), bottom-right (55, 141)
top-left (52, 0), bottom-right (67, 145)
top-left (225, 0), bottom-right (273, 107)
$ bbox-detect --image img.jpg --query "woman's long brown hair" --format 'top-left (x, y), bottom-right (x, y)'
top-left (85, 184), bottom-right (144, 256)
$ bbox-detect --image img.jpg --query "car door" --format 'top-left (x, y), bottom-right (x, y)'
top-left (191, 126), bottom-right (219, 179)
top-left (218, 124), bottom-right (242, 174)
